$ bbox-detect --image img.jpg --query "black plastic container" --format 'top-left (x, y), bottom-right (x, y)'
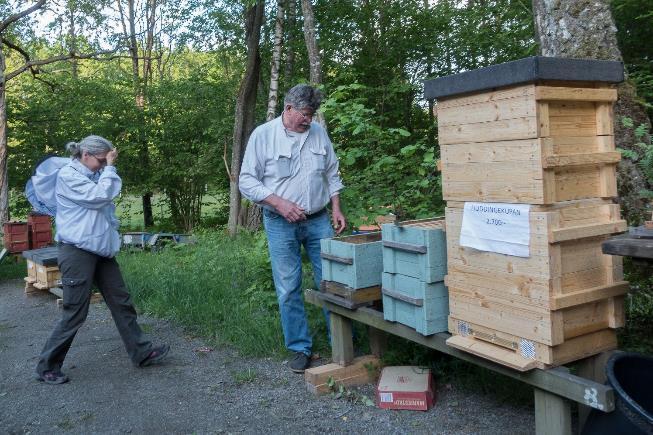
top-left (582, 352), bottom-right (653, 434)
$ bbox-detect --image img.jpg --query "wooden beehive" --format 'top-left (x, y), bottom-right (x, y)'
top-left (320, 232), bottom-right (383, 289)
top-left (382, 272), bottom-right (449, 335)
top-left (382, 218), bottom-right (447, 283)
top-left (424, 56), bottom-right (628, 370)
top-left (3, 222), bottom-right (29, 253)
top-left (28, 214), bottom-right (53, 249)
top-left (445, 200), bottom-right (628, 308)
top-left (438, 84), bottom-right (619, 204)
top-left (447, 319), bottom-right (618, 371)
top-left (35, 264), bottom-right (61, 289)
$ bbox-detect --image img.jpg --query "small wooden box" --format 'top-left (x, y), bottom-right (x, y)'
top-left (382, 219), bottom-right (447, 283)
top-left (36, 265), bottom-right (61, 289)
top-left (437, 84), bottom-right (620, 204)
top-left (382, 273), bottom-right (449, 336)
top-left (320, 232), bottom-right (383, 289)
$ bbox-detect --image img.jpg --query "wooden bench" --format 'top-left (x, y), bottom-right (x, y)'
top-left (306, 289), bottom-right (614, 435)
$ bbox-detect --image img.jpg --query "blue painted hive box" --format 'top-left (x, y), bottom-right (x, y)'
top-left (382, 218), bottom-right (447, 283)
top-left (320, 232), bottom-right (383, 289)
top-left (382, 272), bottom-right (449, 335)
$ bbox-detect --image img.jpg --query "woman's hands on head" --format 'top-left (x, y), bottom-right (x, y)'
top-left (106, 148), bottom-right (118, 166)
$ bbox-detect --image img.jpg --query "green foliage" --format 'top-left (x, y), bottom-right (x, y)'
top-left (0, 256), bottom-right (25, 281)
top-left (146, 77), bottom-right (233, 230)
top-left (327, 376), bottom-right (375, 407)
top-left (618, 117), bottom-right (653, 199)
top-left (617, 259), bottom-right (653, 355)
top-left (613, 0), bottom-right (653, 116)
top-left (322, 83), bottom-right (443, 226)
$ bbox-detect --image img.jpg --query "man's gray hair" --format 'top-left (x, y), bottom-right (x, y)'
top-left (65, 135), bottom-right (114, 158)
top-left (284, 84), bottom-right (323, 111)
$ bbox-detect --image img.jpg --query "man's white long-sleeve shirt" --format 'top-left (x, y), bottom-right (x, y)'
top-left (239, 116), bottom-right (344, 215)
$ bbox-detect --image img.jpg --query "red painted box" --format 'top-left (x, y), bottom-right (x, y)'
top-left (376, 366), bottom-right (436, 411)
top-left (28, 214), bottom-right (53, 248)
top-left (3, 222), bottom-right (29, 253)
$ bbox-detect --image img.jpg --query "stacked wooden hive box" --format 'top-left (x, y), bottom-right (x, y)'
top-left (320, 232), bottom-right (384, 309)
top-left (320, 219), bottom-right (449, 336)
top-left (424, 57), bottom-right (629, 370)
top-left (381, 219), bottom-right (448, 335)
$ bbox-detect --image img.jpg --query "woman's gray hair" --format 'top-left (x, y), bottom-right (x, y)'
top-left (284, 84), bottom-right (323, 111)
top-left (65, 135), bottom-right (114, 158)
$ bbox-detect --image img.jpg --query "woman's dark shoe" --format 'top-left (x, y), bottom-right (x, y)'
top-left (38, 370), bottom-right (69, 385)
top-left (139, 344), bottom-right (170, 367)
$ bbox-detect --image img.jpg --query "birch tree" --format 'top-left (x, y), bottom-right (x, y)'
top-left (300, 0), bottom-right (325, 127)
top-left (266, 0), bottom-right (284, 122)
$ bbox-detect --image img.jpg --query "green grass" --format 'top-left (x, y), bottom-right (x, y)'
top-left (0, 255), bottom-right (25, 281)
top-left (232, 368), bottom-right (258, 384)
top-left (119, 229), bottom-right (330, 358)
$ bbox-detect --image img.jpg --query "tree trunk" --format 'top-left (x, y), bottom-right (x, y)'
top-left (300, 0), bottom-right (325, 127)
top-left (532, 0), bottom-right (652, 224)
top-left (0, 46), bottom-right (8, 224)
top-left (68, 5), bottom-right (78, 79)
top-left (227, 1), bottom-right (264, 237)
top-left (283, 0), bottom-right (296, 91)
top-left (267, 0), bottom-right (284, 122)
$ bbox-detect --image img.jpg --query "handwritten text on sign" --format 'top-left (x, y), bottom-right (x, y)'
top-left (459, 202), bottom-right (531, 257)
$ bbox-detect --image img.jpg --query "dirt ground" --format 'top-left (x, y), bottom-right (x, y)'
top-left (0, 278), bottom-right (534, 434)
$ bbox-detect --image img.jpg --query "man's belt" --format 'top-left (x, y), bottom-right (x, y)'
top-left (265, 207), bottom-right (326, 220)
top-left (305, 208), bottom-right (327, 220)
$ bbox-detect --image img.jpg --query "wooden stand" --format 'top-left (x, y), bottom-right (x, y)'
top-left (306, 289), bottom-right (614, 434)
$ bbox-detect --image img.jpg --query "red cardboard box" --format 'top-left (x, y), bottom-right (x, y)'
top-left (376, 366), bottom-right (435, 411)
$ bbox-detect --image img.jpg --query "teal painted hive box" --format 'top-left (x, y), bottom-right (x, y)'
top-left (382, 218), bottom-right (447, 283)
top-left (381, 272), bottom-right (449, 335)
top-left (320, 232), bottom-right (383, 289)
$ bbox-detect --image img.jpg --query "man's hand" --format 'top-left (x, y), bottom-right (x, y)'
top-left (332, 209), bottom-right (346, 235)
top-left (264, 194), bottom-right (306, 223)
top-left (107, 148), bottom-right (119, 166)
top-left (330, 194), bottom-right (346, 235)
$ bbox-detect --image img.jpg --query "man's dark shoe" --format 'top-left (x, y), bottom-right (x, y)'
top-left (38, 370), bottom-right (69, 385)
top-left (289, 352), bottom-right (311, 373)
top-left (140, 344), bottom-right (170, 367)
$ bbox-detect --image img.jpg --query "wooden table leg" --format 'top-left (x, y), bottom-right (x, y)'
top-left (576, 351), bottom-right (613, 433)
top-left (330, 312), bottom-right (354, 366)
top-left (534, 388), bottom-right (572, 435)
top-left (368, 326), bottom-right (387, 358)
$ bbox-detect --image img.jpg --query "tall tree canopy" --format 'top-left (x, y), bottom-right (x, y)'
top-left (3, 0), bottom-right (652, 231)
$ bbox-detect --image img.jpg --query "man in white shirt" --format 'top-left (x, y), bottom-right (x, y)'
top-left (239, 84), bottom-right (346, 373)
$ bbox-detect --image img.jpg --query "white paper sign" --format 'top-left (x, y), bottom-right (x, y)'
top-left (459, 202), bottom-right (531, 257)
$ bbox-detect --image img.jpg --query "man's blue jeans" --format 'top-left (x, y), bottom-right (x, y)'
top-left (263, 208), bottom-right (334, 356)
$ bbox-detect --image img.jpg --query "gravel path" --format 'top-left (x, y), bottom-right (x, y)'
top-left (0, 278), bottom-right (534, 434)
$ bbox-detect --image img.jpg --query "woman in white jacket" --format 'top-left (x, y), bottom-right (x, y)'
top-left (34, 135), bottom-right (169, 384)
